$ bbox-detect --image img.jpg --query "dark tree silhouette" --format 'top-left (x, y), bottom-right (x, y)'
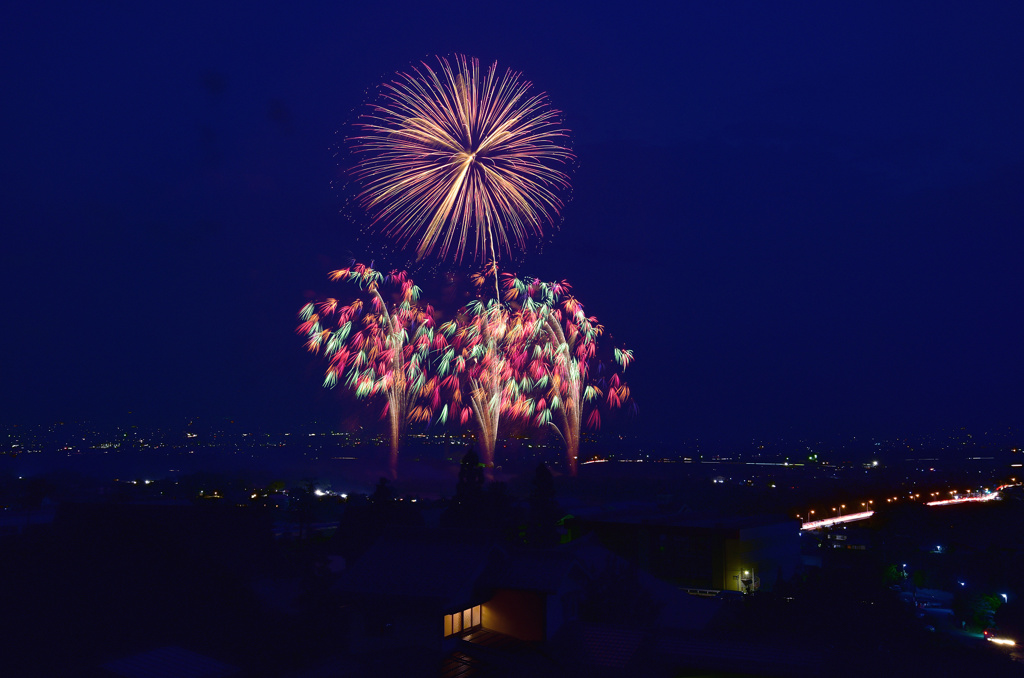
top-left (441, 448), bottom-right (514, 534)
top-left (526, 462), bottom-right (560, 547)
top-left (370, 477), bottom-right (395, 504)
top-left (288, 481), bottom-right (316, 539)
top-left (455, 448), bottom-right (485, 502)
top-left (994, 599), bottom-right (1024, 638)
top-left (333, 478), bottom-right (423, 563)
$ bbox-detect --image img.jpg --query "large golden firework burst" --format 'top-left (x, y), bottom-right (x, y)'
top-left (350, 55), bottom-right (574, 265)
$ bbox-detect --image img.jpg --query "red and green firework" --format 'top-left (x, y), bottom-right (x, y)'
top-left (297, 263), bottom-right (439, 478)
top-left (433, 271), bottom-right (535, 473)
top-left (504, 275), bottom-right (634, 476)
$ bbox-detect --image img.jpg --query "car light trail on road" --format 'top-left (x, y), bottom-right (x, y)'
top-left (801, 511), bottom-right (874, 531)
top-left (926, 493), bottom-right (998, 507)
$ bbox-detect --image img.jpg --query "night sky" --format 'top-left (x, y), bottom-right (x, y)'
top-left (3, 2), bottom-right (1022, 446)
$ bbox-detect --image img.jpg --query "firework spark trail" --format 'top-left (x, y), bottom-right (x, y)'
top-left (298, 263), bottom-right (438, 478)
top-left (436, 300), bottom-right (510, 475)
top-left (505, 275), bottom-right (634, 475)
top-left (434, 270), bottom-right (538, 475)
top-left (351, 55), bottom-right (573, 266)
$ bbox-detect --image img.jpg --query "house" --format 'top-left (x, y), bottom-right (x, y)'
top-left (333, 527), bottom-right (590, 656)
top-left (335, 527), bottom-right (503, 653)
top-left (485, 549), bottom-right (587, 641)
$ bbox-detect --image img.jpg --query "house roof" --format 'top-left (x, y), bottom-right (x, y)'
top-left (101, 646), bottom-right (238, 678)
top-left (566, 534), bottom-right (722, 631)
top-left (491, 549), bottom-right (585, 594)
top-left (581, 509), bottom-right (797, 532)
top-left (335, 527), bottom-right (503, 608)
top-left (578, 622), bottom-right (644, 669)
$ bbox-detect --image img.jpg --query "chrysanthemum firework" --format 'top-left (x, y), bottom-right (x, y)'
top-left (350, 55), bottom-right (573, 265)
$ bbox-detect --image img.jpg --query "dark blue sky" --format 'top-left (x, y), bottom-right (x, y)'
top-left (2, 2), bottom-right (1022, 446)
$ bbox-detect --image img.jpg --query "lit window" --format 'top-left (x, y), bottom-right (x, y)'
top-left (443, 605), bottom-right (482, 637)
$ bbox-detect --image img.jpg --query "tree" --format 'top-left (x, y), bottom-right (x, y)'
top-left (953, 592), bottom-right (1002, 630)
top-left (994, 599), bottom-right (1024, 638)
top-left (288, 481), bottom-right (316, 540)
top-left (370, 477), bottom-right (395, 504)
top-left (441, 448), bottom-right (486, 530)
top-left (525, 463), bottom-right (561, 547)
top-left (333, 478), bottom-right (423, 562)
top-left (454, 448), bottom-right (485, 503)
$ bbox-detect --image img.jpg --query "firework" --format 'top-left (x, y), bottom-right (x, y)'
top-left (434, 270), bottom-right (536, 473)
top-left (435, 300), bottom-right (516, 474)
top-left (505, 275), bottom-right (634, 476)
top-left (350, 55), bottom-right (573, 265)
top-left (298, 263), bottom-right (439, 478)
